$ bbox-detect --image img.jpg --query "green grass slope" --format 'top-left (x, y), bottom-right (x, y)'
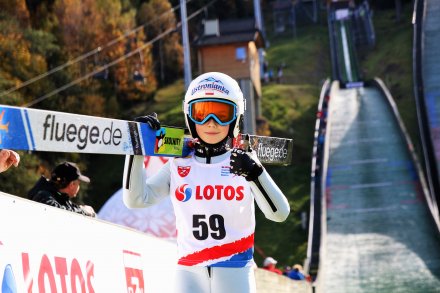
top-left (254, 25), bottom-right (330, 267)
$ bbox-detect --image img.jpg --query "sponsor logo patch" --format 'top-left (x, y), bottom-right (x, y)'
top-left (178, 166), bottom-right (191, 177)
top-left (174, 184), bottom-right (244, 202)
top-left (175, 184), bottom-right (192, 202)
top-left (221, 166), bottom-right (230, 176)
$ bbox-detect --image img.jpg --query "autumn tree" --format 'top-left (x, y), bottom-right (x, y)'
top-left (137, 0), bottom-right (183, 86)
top-left (48, 0), bottom-right (156, 113)
top-left (0, 0), bottom-right (58, 106)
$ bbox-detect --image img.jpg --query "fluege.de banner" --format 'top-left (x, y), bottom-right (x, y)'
top-left (0, 105), bottom-right (131, 154)
top-left (0, 105), bottom-right (186, 157)
top-left (0, 192), bottom-right (177, 293)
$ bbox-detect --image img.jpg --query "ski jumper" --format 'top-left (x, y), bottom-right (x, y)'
top-left (123, 150), bottom-right (290, 293)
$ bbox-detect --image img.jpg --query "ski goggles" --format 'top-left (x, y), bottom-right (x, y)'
top-left (188, 99), bottom-right (237, 126)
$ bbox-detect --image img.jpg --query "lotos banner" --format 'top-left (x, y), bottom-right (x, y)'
top-left (0, 192), bottom-right (177, 293)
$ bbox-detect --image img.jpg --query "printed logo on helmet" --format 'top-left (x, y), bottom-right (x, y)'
top-left (191, 77), bottom-right (230, 96)
top-left (175, 184), bottom-right (192, 202)
top-left (177, 166), bottom-right (191, 177)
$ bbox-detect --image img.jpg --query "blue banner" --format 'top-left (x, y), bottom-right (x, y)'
top-left (0, 107), bottom-right (30, 150)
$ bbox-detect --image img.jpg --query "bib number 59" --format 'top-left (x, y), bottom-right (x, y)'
top-left (193, 214), bottom-right (226, 240)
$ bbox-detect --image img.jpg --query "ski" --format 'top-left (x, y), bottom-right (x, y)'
top-left (0, 105), bottom-right (293, 165)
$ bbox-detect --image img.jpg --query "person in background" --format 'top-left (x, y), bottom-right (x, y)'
top-left (262, 60), bottom-right (269, 83)
top-left (262, 257), bottom-right (283, 275)
top-left (288, 264), bottom-right (305, 280)
top-left (0, 149), bottom-right (20, 173)
top-left (28, 161), bottom-right (96, 217)
top-left (282, 265), bottom-right (292, 276)
top-left (276, 64), bottom-right (283, 84)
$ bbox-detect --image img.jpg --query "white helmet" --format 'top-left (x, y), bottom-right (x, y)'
top-left (183, 72), bottom-right (245, 139)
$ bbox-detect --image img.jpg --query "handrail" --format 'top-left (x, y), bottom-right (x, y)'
top-left (327, 7), bottom-right (339, 81)
top-left (304, 78), bottom-right (331, 281)
top-left (346, 22), bottom-right (361, 82)
top-left (412, 0), bottom-right (440, 217)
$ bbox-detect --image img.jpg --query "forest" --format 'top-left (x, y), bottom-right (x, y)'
top-left (0, 0), bottom-right (259, 199)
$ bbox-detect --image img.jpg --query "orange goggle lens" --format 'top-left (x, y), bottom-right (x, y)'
top-left (188, 99), bottom-right (236, 125)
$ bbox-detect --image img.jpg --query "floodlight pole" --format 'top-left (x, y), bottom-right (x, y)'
top-left (180, 0), bottom-right (192, 89)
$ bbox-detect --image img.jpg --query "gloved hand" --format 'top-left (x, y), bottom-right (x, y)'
top-left (134, 112), bottom-right (161, 130)
top-left (230, 148), bottom-right (263, 181)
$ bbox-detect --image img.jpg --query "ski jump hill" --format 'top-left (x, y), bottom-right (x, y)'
top-left (306, 1), bottom-right (440, 292)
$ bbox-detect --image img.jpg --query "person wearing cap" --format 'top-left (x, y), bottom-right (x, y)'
top-left (262, 257), bottom-right (282, 275)
top-left (28, 162), bottom-right (96, 217)
top-left (123, 72), bottom-right (290, 293)
top-left (287, 264), bottom-right (306, 280)
top-left (0, 149), bottom-right (20, 173)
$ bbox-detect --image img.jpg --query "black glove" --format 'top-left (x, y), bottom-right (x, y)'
top-left (230, 148), bottom-right (263, 181)
top-left (134, 113), bottom-right (161, 130)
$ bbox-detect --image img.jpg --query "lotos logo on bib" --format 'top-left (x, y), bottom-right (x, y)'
top-left (175, 184), bottom-right (192, 202)
top-left (195, 185), bottom-right (244, 201)
top-left (177, 166), bottom-right (191, 177)
top-left (175, 184), bottom-right (244, 202)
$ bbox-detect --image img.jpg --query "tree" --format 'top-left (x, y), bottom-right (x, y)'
top-left (395, 0), bottom-right (402, 22)
top-left (137, 0), bottom-right (183, 86)
top-left (50, 0), bottom-right (156, 111)
top-left (0, 1), bottom-right (57, 106)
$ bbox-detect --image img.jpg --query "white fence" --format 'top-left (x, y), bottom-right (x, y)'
top-left (0, 191), bottom-right (312, 293)
top-left (0, 192), bottom-right (177, 293)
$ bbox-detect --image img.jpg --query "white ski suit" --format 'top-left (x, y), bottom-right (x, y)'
top-left (123, 150), bottom-right (290, 293)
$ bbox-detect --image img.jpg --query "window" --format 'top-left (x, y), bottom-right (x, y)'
top-left (236, 47), bottom-right (247, 62)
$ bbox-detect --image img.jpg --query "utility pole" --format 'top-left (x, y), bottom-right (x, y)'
top-left (180, 0), bottom-right (192, 89)
top-left (254, 0), bottom-right (265, 37)
top-left (254, 0), bottom-right (266, 83)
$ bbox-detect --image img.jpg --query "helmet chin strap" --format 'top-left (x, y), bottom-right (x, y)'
top-left (197, 135), bottom-right (230, 148)
top-left (193, 136), bottom-right (230, 159)
top-left (188, 121), bottom-right (231, 159)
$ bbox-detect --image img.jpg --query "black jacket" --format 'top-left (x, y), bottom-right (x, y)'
top-left (28, 176), bottom-right (95, 217)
